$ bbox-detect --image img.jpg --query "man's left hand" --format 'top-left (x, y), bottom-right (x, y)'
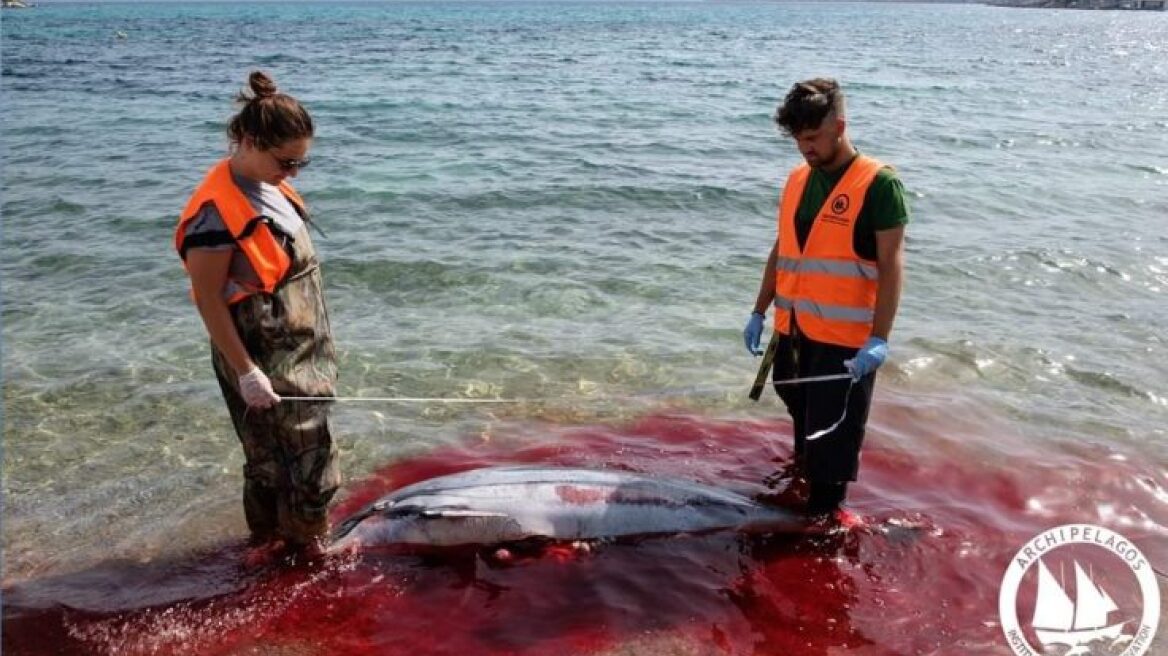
top-left (844, 337), bottom-right (888, 380)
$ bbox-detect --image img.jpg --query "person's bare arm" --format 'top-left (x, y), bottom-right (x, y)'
top-left (753, 239), bottom-right (779, 315)
top-left (871, 226), bottom-right (905, 341)
top-left (186, 249), bottom-right (254, 376)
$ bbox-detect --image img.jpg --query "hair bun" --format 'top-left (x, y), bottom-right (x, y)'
top-left (248, 70), bottom-right (278, 100)
top-left (227, 71), bottom-right (314, 149)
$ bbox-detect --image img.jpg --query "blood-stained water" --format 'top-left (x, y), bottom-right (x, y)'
top-left (4, 408), bottom-right (1164, 655)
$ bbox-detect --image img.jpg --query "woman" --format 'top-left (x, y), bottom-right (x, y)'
top-left (175, 71), bottom-right (340, 552)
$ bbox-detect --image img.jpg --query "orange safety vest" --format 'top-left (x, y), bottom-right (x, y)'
top-left (773, 155), bottom-right (885, 349)
top-left (174, 158), bottom-right (307, 304)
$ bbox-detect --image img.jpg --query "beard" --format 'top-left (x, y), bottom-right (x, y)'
top-left (805, 140), bottom-right (844, 169)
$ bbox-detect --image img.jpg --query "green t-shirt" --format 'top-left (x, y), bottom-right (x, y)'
top-left (794, 156), bottom-right (910, 261)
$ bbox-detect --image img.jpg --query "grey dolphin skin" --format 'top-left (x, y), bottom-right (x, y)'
top-left (330, 466), bottom-right (806, 550)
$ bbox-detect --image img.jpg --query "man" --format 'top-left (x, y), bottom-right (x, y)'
top-left (744, 78), bottom-right (909, 520)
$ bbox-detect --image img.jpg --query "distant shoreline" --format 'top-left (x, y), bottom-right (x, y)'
top-left (987, 0), bottom-right (1165, 8)
top-left (5, 0), bottom-right (1167, 11)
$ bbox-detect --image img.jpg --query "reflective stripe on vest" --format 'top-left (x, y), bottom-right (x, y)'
top-left (775, 256), bottom-right (879, 281)
top-left (772, 297), bottom-right (875, 324)
top-left (773, 155), bottom-right (884, 349)
top-left (174, 159), bottom-right (307, 304)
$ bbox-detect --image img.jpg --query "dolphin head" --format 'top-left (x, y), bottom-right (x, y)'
top-left (328, 500), bottom-right (422, 550)
top-left (330, 499), bottom-right (517, 551)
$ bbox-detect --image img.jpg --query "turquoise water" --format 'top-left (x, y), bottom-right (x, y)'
top-left (2, 0), bottom-right (1167, 644)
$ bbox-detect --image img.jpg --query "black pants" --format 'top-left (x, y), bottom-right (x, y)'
top-left (771, 323), bottom-right (875, 491)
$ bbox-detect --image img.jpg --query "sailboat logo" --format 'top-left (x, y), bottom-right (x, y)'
top-left (999, 523), bottom-right (1160, 656)
top-left (1031, 559), bottom-right (1127, 654)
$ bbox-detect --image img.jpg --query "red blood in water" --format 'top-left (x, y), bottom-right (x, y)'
top-left (3, 411), bottom-right (1164, 655)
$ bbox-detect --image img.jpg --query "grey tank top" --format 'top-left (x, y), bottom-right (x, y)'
top-left (182, 171), bottom-right (306, 302)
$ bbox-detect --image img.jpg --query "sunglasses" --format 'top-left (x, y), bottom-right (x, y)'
top-left (271, 152), bottom-right (312, 172)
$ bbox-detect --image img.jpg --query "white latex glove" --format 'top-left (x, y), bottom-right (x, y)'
top-left (239, 366), bottom-right (281, 409)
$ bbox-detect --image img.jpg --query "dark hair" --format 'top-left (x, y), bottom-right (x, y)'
top-left (774, 78), bottom-right (845, 136)
top-left (227, 71), bottom-right (314, 151)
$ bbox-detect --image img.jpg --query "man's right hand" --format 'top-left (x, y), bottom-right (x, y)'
top-left (743, 312), bottom-right (766, 356)
top-left (239, 366), bottom-right (281, 408)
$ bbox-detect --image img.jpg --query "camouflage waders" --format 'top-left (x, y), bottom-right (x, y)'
top-left (211, 225), bottom-right (340, 546)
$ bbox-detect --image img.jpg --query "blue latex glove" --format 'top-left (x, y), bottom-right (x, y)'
top-left (743, 312), bottom-right (766, 356)
top-left (844, 336), bottom-right (888, 380)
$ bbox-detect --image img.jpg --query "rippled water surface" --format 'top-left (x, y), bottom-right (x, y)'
top-left (2, 1), bottom-right (1167, 654)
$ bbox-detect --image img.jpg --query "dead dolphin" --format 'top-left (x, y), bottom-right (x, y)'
top-left (330, 465), bottom-right (805, 550)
